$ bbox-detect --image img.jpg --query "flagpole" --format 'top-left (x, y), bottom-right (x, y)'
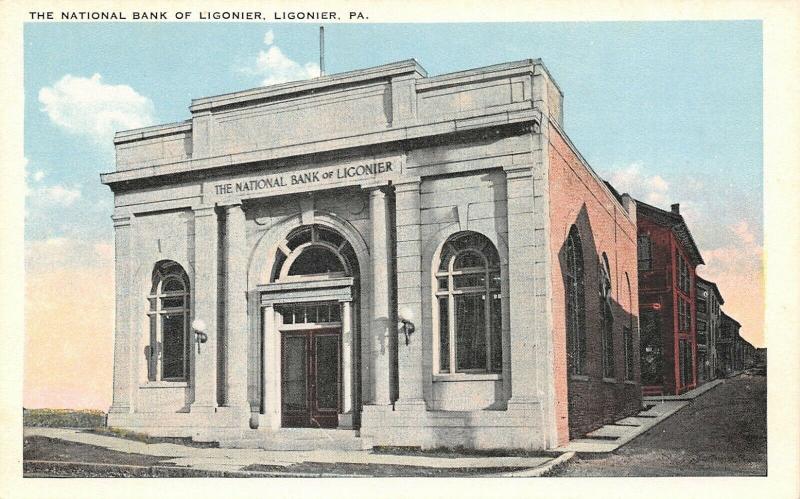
top-left (319, 26), bottom-right (325, 77)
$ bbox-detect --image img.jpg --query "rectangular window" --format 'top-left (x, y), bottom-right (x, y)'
top-left (490, 292), bottom-right (502, 373)
top-left (697, 299), bottom-right (707, 314)
top-left (678, 339), bottom-right (693, 387)
top-left (623, 326), bottom-right (634, 381)
top-left (640, 311), bottom-right (664, 386)
top-left (277, 303), bottom-right (342, 325)
top-left (678, 298), bottom-right (691, 332)
top-left (438, 297), bottom-right (449, 372)
top-left (637, 234), bottom-right (652, 271)
top-left (455, 294), bottom-right (487, 371)
top-left (676, 253), bottom-right (691, 294)
top-left (162, 313), bottom-right (186, 380)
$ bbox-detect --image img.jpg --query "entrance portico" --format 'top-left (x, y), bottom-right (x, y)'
top-left (258, 278), bottom-right (357, 430)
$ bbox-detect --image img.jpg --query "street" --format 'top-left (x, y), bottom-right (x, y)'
top-left (552, 372), bottom-right (767, 476)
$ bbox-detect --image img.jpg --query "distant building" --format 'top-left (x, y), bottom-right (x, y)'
top-left (636, 202), bottom-right (704, 396)
top-left (737, 335), bottom-right (757, 371)
top-left (695, 276), bottom-right (724, 384)
top-left (755, 347), bottom-right (767, 367)
top-left (718, 312), bottom-right (741, 376)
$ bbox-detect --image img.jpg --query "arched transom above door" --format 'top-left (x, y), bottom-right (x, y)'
top-left (270, 224), bottom-right (359, 282)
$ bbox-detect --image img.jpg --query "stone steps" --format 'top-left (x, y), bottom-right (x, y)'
top-left (218, 428), bottom-right (372, 451)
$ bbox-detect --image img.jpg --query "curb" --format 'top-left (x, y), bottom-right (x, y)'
top-left (24, 459), bottom-right (368, 478)
top-left (491, 451), bottom-right (576, 477)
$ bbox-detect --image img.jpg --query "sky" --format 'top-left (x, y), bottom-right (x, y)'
top-left (23, 21), bottom-right (763, 410)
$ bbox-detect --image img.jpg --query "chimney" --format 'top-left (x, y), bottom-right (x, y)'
top-left (671, 203), bottom-right (680, 214)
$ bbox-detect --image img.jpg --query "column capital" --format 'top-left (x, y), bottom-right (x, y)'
top-left (503, 164), bottom-right (534, 179)
top-left (111, 214), bottom-right (131, 228)
top-left (368, 185), bottom-right (389, 197)
top-left (218, 200), bottom-right (243, 210)
top-left (193, 205), bottom-right (217, 218)
top-left (393, 177), bottom-right (422, 192)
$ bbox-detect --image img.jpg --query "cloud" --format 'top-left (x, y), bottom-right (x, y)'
top-left (606, 162), bottom-right (670, 206)
top-left (25, 236), bottom-right (111, 273)
top-left (244, 31), bottom-right (320, 86)
top-left (24, 161), bottom-right (81, 207)
top-left (38, 73), bottom-right (155, 145)
top-left (601, 161), bottom-right (764, 346)
top-left (700, 221), bottom-right (764, 346)
top-left (32, 184), bottom-right (82, 206)
top-left (731, 220), bottom-right (756, 245)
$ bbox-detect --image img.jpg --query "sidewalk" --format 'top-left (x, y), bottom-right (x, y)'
top-left (556, 379), bottom-right (725, 454)
top-left (24, 427), bottom-right (568, 477)
top-left (642, 378), bottom-right (724, 402)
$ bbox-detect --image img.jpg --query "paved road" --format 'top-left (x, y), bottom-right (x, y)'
top-left (553, 372), bottom-right (767, 476)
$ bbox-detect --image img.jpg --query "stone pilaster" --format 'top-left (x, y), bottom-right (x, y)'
top-left (191, 206), bottom-right (218, 413)
top-left (393, 178), bottom-right (425, 407)
top-left (339, 299), bottom-right (355, 427)
top-left (224, 203), bottom-right (249, 412)
top-left (368, 187), bottom-right (392, 405)
top-left (390, 74), bottom-right (418, 127)
top-left (109, 214), bottom-right (133, 415)
top-left (262, 304), bottom-right (281, 429)
top-left (504, 165), bottom-right (541, 408)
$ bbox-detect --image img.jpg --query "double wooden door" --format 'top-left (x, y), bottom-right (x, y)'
top-left (281, 329), bottom-right (341, 428)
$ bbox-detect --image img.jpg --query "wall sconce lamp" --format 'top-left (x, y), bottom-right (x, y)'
top-left (398, 306), bottom-right (416, 346)
top-left (192, 318), bottom-right (208, 353)
top-left (398, 318), bottom-right (415, 345)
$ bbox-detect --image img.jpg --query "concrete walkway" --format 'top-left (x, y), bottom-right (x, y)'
top-left (555, 379), bottom-right (725, 454)
top-left (643, 378), bottom-right (724, 402)
top-left (24, 427), bottom-right (561, 476)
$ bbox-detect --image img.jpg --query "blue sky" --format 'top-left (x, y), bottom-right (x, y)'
top-left (22, 22), bottom-right (765, 410)
top-left (24, 22), bottom-right (763, 244)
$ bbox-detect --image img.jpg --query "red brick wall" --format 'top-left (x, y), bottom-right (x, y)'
top-left (637, 214), bottom-right (699, 395)
top-left (548, 125), bottom-right (642, 442)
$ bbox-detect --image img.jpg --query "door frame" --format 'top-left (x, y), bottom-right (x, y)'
top-left (256, 277), bottom-right (357, 431)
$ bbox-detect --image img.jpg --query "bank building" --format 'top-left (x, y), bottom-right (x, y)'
top-left (102, 59), bottom-right (641, 450)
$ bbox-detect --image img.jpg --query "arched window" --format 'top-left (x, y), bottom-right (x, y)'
top-left (565, 225), bottom-right (586, 375)
top-left (600, 253), bottom-right (615, 379)
top-left (435, 231), bottom-right (502, 373)
top-left (148, 261), bottom-right (190, 381)
top-left (271, 224), bottom-right (357, 281)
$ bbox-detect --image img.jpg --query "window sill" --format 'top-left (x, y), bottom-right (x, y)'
top-left (570, 375), bottom-right (590, 382)
top-left (624, 380), bottom-right (637, 385)
top-left (433, 373), bottom-right (502, 382)
top-left (602, 377), bottom-right (617, 384)
top-left (140, 381), bottom-right (189, 389)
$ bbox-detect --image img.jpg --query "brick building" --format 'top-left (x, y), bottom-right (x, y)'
top-left (718, 312), bottom-right (741, 376)
top-left (695, 276), bottom-right (724, 384)
top-left (101, 59), bottom-right (640, 450)
top-left (636, 202), bottom-right (704, 396)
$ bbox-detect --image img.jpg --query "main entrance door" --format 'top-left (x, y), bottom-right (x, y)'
top-left (281, 329), bottom-right (341, 428)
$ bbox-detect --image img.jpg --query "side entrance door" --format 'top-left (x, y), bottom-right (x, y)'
top-left (281, 329), bottom-right (341, 428)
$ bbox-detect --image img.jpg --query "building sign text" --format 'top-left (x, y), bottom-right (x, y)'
top-left (212, 160), bottom-right (395, 197)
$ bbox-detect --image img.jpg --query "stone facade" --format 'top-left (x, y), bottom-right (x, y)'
top-left (102, 59), bottom-right (639, 449)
